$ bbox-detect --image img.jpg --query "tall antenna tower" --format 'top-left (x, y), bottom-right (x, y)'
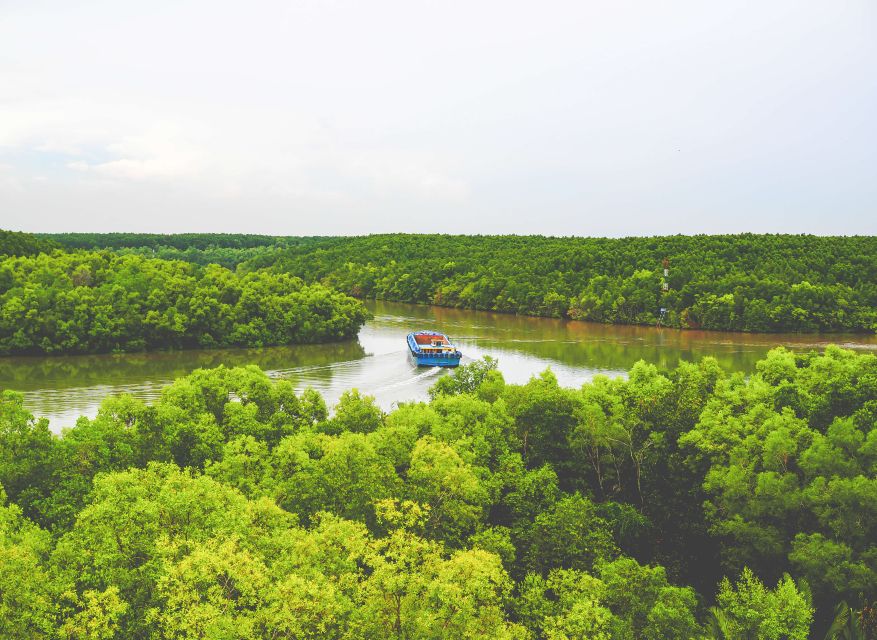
top-left (658, 258), bottom-right (669, 325)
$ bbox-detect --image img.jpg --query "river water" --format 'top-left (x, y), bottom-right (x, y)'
top-left (2, 300), bottom-right (876, 432)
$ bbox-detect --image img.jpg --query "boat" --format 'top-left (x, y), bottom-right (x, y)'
top-left (407, 330), bottom-right (462, 367)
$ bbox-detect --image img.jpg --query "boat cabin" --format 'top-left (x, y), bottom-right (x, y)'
top-left (412, 333), bottom-right (454, 352)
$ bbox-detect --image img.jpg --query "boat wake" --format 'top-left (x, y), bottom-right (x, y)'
top-left (371, 365), bottom-right (442, 394)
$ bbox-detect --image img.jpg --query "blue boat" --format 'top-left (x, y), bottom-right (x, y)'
top-left (407, 330), bottom-right (462, 367)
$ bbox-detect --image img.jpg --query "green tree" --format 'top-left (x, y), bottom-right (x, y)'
top-left (327, 389), bottom-right (383, 434)
top-left (712, 568), bottom-right (813, 640)
top-left (57, 587), bottom-right (128, 640)
top-left (521, 493), bottom-right (617, 574)
top-left (0, 486), bottom-right (57, 639)
top-left (407, 437), bottom-right (489, 546)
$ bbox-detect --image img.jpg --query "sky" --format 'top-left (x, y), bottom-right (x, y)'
top-left (1, 0), bottom-right (875, 236)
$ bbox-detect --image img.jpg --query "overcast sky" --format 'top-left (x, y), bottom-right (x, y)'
top-left (1, 0), bottom-right (875, 236)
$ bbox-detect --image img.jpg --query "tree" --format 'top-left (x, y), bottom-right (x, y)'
top-left (598, 557), bottom-right (701, 640)
top-left (823, 601), bottom-right (877, 640)
top-left (0, 391), bottom-right (56, 524)
top-left (51, 463), bottom-right (297, 637)
top-left (270, 431), bottom-right (399, 527)
top-left (353, 506), bottom-right (527, 639)
top-left (521, 493), bottom-right (617, 574)
top-left (712, 568), bottom-right (813, 640)
top-left (0, 486), bottom-right (57, 639)
top-left (407, 437), bottom-right (489, 546)
top-left (514, 569), bottom-right (612, 640)
top-left (503, 369), bottom-right (581, 472)
top-left (681, 347), bottom-right (877, 610)
top-left (57, 587), bottom-right (128, 640)
top-left (429, 356), bottom-right (501, 399)
top-left (0, 251), bottom-right (369, 355)
top-left (327, 389), bottom-right (383, 434)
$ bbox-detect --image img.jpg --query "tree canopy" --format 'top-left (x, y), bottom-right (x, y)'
top-left (0, 230), bottom-right (59, 257)
top-left (0, 251), bottom-right (368, 355)
top-left (5, 346), bottom-right (874, 637)
top-left (16, 231), bottom-right (877, 333)
top-left (244, 233), bottom-right (877, 333)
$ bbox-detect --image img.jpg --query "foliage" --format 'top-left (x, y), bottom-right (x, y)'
top-left (41, 232), bottom-right (305, 251)
top-left (712, 568), bottom-right (813, 640)
top-left (0, 229), bottom-right (59, 257)
top-left (242, 233), bottom-right (877, 333)
top-left (823, 601), bottom-right (877, 640)
top-left (0, 251), bottom-right (369, 354)
top-left (26, 232), bottom-right (877, 332)
top-left (2, 350), bottom-right (876, 636)
top-left (429, 354), bottom-right (501, 399)
top-left (0, 487), bottom-right (56, 638)
top-left (681, 346), bottom-right (877, 611)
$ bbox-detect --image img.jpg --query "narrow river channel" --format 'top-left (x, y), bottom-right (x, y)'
top-left (3, 300), bottom-right (876, 432)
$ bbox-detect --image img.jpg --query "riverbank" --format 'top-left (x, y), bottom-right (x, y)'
top-left (6, 300), bottom-right (877, 432)
top-left (249, 233), bottom-right (877, 333)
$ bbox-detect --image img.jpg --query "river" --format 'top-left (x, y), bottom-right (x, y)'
top-left (2, 300), bottom-right (876, 432)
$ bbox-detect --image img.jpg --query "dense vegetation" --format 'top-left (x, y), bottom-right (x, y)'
top-left (2, 348), bottom-right (875, 638)
top-left (20, 232), bottom-right (877, 333)
top-left (40, 233), bottom-right (312, 268)
top-left (0, 229), bottom-right (59, 257)
top-left (40, 232), bottom-right (301, 251)
top-left (244, 234), bottom-right (877, 333)
top-left (0, 251), bottom-right (368, 355)
top-left (111, 244), bottom-right (286, 269)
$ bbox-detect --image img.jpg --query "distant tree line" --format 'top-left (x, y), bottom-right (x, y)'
top-left (38, 233), bottom-right (320, 268)
top-left (39, 232), bottom-right (313, 251)
top-left (243, 234), bottom-right (877, 333)
top-left (111, 245), bottom-right (285, 269)
top-left (0, 230), bottom-right (59, 257)
top-left (0, 251), bottom-right (368, 355)
top-left (3, 347), bottom-right (876, 637)
top-left (8, 230), bottom-right (877, 333)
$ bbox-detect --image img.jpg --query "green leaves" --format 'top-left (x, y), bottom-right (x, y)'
top-left (0, 251), bottom-right (369, 355)
top-left (3, 345), bottom-right (877, 636)
top-left (684, 346), bottom-right (877, 611)
top-left (713, 568), bottom-right (813, 640)
top-left (407, 437), bottom-right (489, 546)
top-left (0, 391), bottom-right (55, 521)
top-left (521, 493), bottom-right (618, 575)
top-left (58, 587), bottom-right (127, 640)
top-left (0, 493), bottom-right (56, 639)
top-left (238, 233), bottom-right (877, 332)
top-left (0, 229), bottom-right (59, 258)
top-left (429, 355), bottom-right (502, 400)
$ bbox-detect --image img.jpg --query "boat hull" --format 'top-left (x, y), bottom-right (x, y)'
top-left (410, 352), bottom-right (463, 367)
top-left (407, 331), bottom-right (462, 367)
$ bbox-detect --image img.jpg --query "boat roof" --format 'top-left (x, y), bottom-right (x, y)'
top-left (409, 330), bottom-right (456, 345)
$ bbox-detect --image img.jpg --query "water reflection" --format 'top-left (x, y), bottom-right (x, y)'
top-left (2, 300), bottom-right (875, 432)
top-left (379, 302), bottom-right (877, 375)
top-left (0, 341), bottom-right (368, 391)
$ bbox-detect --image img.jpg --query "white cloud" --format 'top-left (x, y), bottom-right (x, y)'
top-left (0, 163), bottom-right (22, 192)
top-left (0, 90), bottom-right (470, 211)
top-left (0, 0), bottom-right (875, 234)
